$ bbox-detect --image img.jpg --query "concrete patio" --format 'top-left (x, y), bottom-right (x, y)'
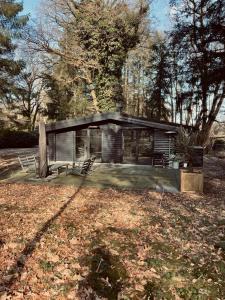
top-left (3, 164), bottom-right (180, 192)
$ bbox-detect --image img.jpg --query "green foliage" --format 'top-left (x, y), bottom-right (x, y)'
top-left (44, 74), bottom-right (74, 120)
top-left (39, 259), bottom-right (56, 272)
top-left (0, 129), bottom-right (38, 148)
top-left (0, 0), bottom-right (28, 99)
top-left (95, 73), bottom-right (122, 111)
top-left (47, 0), bottom-right (149, 115)
top-left (44, 72), bottom-right (93, 120)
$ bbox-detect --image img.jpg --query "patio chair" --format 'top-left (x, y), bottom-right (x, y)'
top-left (18, 155), bottom-right (38, 174)
top-left (70, 156), bottom-right (96, 176)
top-left (89, 156), bottom-right (96, 171)
top-left (151, 152), bottom-right (166, 168)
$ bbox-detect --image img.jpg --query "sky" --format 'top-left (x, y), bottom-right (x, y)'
top-left (22, 0), bottom-right (171, 31)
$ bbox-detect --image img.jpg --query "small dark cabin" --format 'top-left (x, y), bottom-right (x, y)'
top-left (45, 112), bottom-right (184, 164)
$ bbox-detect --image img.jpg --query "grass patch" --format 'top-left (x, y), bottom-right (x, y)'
top-left (144, 281), bottom-right (174, 300)
top-left (64, 222), bottom-right (77, 239)
top-left (0, 176), bottom-right (225, 298)
top-left (145, 257), bottom-right (163, 269)
top-left (39, 259), bottom-right (57, 272)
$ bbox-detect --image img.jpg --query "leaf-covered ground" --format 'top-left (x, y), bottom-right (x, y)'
top-left (0, 176), bottom-right (225, 299)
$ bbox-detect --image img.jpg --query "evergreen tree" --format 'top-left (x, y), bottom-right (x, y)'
top-left (43, 60), bottom-right (94, 120)
top-left (0, 0), bottom-right (28, 100)
top-left (145, 34), bottom-right (171, 121)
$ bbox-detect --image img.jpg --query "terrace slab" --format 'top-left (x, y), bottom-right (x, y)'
top-left (3, 164), bottom-right (179, 192)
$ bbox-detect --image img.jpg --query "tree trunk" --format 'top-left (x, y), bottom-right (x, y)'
top-left (90, 88), bottom-right (99, 113)
top-left (39, 122), bottom-right (48, 178)
top-left (31, 105), bottom-right (39, 132)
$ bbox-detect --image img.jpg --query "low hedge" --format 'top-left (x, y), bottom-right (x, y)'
top-left (0, 129), bottom-right (38, 148)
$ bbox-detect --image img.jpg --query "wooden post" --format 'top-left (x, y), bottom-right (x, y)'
top-left (86, 129), bottom-right (90, 159)
top-left (39, 122), bottom-right (48, 178)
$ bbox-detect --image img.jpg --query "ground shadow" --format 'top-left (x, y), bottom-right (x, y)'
top-left (0, 175), bottom-right (87, 295)
top-left (78, 242), bottom-right (127, 300)
top-left (46, 165), bottom-right (180, 192)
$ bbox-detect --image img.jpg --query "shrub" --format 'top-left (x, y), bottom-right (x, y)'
top-left (0, 129), bottom-right (38, 148)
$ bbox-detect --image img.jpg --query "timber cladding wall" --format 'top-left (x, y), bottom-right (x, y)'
top-left (47, 131), bottom-right (75, 162)
top-left (48, 131), bottom-right (75, 162)
top-left (55, 131), bottom-right (74, 161)
top-left (47, 122), bottom-right (179, 163)
top-left (101, 124), bottom-right (123, 163)
top-left (47, 125), bottom-right (124, 163)
top-left (45, 112), bottom-right (189, 164)
top-left (154, 129), bottom-right (175, 157)
top-left (48, 133), bottom-right (56, 161)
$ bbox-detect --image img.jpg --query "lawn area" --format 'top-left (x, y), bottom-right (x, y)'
top-left (0, 178), bottom-right (225, 299)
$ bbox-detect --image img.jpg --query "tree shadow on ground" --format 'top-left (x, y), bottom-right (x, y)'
top-left (78, 246), bottom-right (127, 300)
top-left (0, 176), bottom-right (87, 295)
top-left (77, 227), bottom-right (129, 299)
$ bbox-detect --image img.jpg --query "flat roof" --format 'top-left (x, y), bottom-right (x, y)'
top-left (45, 112), bottom-right (193, 133)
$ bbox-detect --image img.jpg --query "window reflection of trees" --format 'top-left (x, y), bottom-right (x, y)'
top-left (75, 129), bottom-right (102, 161)
top-left (123, 129), bottom-right (154, 163)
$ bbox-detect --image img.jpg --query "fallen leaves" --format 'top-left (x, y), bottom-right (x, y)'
top-left (0, 156), bottom-right (225, 298)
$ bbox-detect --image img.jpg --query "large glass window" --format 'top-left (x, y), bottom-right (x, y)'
top-left (123, 129), bottom-right (153, 164)
top-left (76, 129), bottom-right (87, 161)
top-left (75, 128), bottom-right (102, 162)
top-left (90, 129), bottom-right (102, 161)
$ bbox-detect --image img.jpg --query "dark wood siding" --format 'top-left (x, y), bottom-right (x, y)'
top-left (101, 124), bottom-right (123, 163)
top-left (154, 130), bottom-right (175, 157)
top-left (48, 133), bottom-right (56, 161)
top-left (114, 128), bottom-right (123, 163)
top-left (56, 131), bottom-right (74, 161)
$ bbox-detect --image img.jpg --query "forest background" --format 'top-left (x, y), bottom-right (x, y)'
top-left (0, 0), bottom-right (224, 145)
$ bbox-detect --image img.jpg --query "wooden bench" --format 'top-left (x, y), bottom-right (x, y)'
top-left (49, 163), bottom-right (70, 175)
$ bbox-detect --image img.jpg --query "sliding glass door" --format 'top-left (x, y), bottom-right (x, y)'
top-left (75, 128), bottom-right (102, 162)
